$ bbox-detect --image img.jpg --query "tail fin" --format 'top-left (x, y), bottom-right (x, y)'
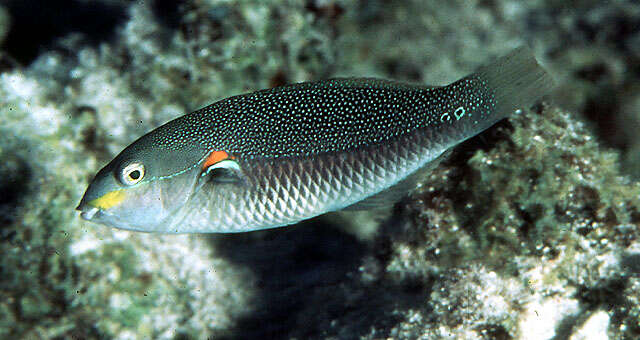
top-left (475, 46), bottom-right (554, 120)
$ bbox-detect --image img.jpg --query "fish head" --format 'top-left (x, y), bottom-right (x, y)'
top-left (76, 130), bottom-right (206, 232)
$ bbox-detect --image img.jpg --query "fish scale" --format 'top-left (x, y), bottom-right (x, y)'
top-left (77, 47), bottom-right (554, 233)
top-left (172, 128), bottom-right (436, 232)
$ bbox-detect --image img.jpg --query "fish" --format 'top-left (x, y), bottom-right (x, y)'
top-left (76, 47), bottom-right (553, 233)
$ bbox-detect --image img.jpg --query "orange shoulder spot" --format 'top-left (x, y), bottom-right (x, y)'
top-left (202, 150), bottom-right (234, 170)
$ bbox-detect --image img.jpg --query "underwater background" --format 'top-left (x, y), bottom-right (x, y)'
top-left (1, 0), bottom-right (640, 339)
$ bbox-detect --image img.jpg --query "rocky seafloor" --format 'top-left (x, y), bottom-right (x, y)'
top-left (1, 0), bottom-right (640, 339)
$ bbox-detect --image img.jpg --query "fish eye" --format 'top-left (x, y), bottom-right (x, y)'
top-left (120, 162), bottom-right (145, 186)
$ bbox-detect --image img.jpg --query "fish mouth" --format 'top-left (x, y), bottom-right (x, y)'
top-left (75, 201), bottom-right (148, 232)
top-left (76, 202), bottom-right (101, 221)
top-left (80, 207), bottom-right (100, 220)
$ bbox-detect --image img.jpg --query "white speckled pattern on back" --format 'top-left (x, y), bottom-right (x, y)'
top-left (151, 77), bottom-right (494, 158)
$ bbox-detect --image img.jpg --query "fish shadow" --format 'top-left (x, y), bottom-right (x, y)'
top-left (207, 215), bottom-right (431, 339)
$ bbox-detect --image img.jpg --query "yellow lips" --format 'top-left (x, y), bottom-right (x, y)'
top-left (88, 189), bottom-right (125, 210)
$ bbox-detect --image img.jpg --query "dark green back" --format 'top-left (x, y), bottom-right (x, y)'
top-left (150, 77), bottom-right (495, 159)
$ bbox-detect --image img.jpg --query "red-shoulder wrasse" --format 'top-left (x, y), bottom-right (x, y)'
top-left (77, 47), bottom-right (553, 233)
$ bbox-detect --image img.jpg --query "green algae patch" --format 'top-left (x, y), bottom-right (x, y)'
top-left (381, 104), bottom-right (640, 338)
top-left (404, 105), bottom-right (640, 269)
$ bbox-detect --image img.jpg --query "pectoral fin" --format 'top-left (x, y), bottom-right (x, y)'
top-left (198, 150), bottom-right (246, 187)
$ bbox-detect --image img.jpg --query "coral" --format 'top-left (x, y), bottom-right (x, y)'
top-left (320, 104), bottom-right (636, 339)
top-left (1, 0), bottom-right (639, 339)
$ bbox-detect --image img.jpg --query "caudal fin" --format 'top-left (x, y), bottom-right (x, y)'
top-left (475, 46), bottom-right (554, 120)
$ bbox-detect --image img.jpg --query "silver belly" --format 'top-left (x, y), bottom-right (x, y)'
top-left (174, 129), bottom-right (447, 233)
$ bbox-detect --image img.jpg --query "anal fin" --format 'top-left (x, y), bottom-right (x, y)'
top-left (343, 150), bottom-right (451, 211)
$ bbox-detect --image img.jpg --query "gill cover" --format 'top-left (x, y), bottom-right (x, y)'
top-left (76, 119), bottom-right (213, 231)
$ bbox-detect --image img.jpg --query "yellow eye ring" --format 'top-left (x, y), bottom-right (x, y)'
top-left (120, 162), bottom-right (145, 186)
